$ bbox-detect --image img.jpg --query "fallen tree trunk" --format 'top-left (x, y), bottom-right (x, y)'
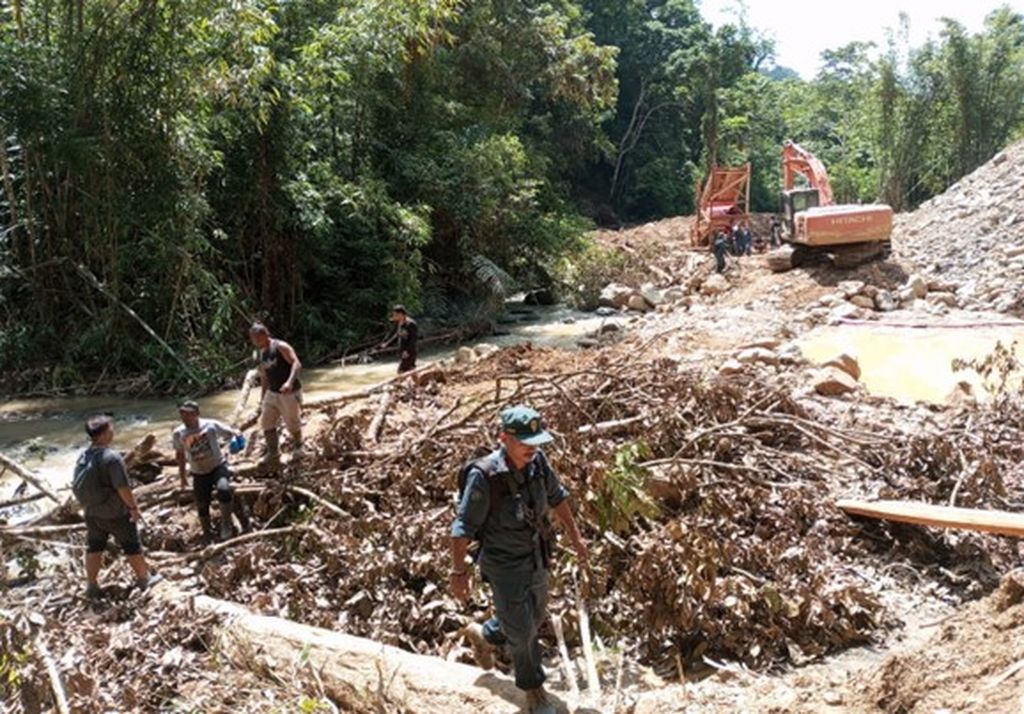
top-left (0, 453), bottom-right (61, 504)
top-left (187, 593), bottom-right (571, 713)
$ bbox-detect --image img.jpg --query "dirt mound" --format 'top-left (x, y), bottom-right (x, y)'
top-left (856, 571), bottom-right (1024, 713)
top-left (895, 139), bottom-right (1024, 314)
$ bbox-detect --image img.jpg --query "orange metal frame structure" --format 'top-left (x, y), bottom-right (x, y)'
top-left (691, 163), bottom-right (751, 247)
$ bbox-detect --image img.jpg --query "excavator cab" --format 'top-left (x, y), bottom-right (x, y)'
top-left (780, 188), bottom-right (820, 238)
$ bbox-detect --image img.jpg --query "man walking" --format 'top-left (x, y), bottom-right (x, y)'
top-left (713, 230), bottom-right (729, 273)
top-left (173, 400), bottom-right (250, 542)
top-left (379, 304), bottom-right (418, 374)
top-left (770, 215), bottom-right (783, 247)
top-left (249, 323), bottom-right (303, 464)
top-left (71, 414), bottom-right (161, 598)
top-left (450, 406), bottom-right (589, 714)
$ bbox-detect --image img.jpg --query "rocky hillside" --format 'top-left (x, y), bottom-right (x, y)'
top-left (896, 139), bottom-right (1024, 314)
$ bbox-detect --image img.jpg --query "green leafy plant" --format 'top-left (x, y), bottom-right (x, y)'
top-left (592, 440), bottom-right (660, 535)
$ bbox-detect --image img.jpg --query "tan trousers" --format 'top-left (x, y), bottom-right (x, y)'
top-left (260, 390), bottom-right (302, 435)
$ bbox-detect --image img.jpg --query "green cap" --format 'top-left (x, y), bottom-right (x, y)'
top-left (501, 405), bottom-right (552, 446)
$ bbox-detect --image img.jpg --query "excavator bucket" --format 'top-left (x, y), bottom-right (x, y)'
top-left (691, 164), bottom-right (751, 247)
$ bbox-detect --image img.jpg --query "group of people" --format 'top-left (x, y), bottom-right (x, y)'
top-left (711, 216), bottom-right (785, 273)
top-left (69, 303), bottom-right (574, 712)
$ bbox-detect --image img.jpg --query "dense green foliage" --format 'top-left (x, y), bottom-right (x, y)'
top-left (1, 1), bottom-right (1022, 389)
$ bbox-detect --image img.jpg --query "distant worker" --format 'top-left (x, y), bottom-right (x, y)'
top-left (173, 400), bottom-right (250, 542)
top-left (71, 414), bottom-right (161, 598)
top-left (450, 406), bottom-right (589, 714)
top-left (713, 230), bottom-right (729, 273)
top-left (249, 322), bottom-right (304, 464)
top-left (379, 304), bottom-right (419, 374)
top-left (741, 223), bottom-right (754, 256)
top-left (770, 215), bottom-right (783, 247)
top-left (752, 232), bottom-right (767, 253)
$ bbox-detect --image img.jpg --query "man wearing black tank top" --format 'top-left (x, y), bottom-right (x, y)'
top-left (249, 322), bottom-right (304, 465)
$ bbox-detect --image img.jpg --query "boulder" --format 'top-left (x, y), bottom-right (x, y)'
top-left (663, 286), bottom-right (687, 302)
top-left (576, 337), bottom-right (600, 349)
top-left (822, 353), bottom-right (861, 380)
top-left (927, 292), bottom-right (958, 308)
top-left (837, 280), bottom-right (865, 298)
top-left (473, 343), bottom-right (500, 359)
top-left (736, 347), bottom-right (778, 365)
top-left (861, 284), bottom-right (879, 299)
top-left (627, 294), bottom-right (651, 312)
top-left (701, 274), bottom-right (730, 296)
top-left (595, 306), bottom-right (617, 317)
top-left (454, 346), bottom-right (477, 365)
top-left (906, 274), bottom-right (929, 299)
top-left (767, 246), bottom-right (796, 272)
top-left (874, 289), bottom-right (897, 312)
top-left (849, 295), bottom-right (876, 310)
top-left (827, 302), bottom-right (862, 324)
top-left (599, 283), bottom-right (635, 309)
top-left (414, 366), bottom-right (447, 387)
top-left (598, 322), bottom-right (622, 335)
top-left (718, 359), bottom-right (744, 376)
top-left (946, 380), bottom-right (977, 408)
top-left (812, 367), bottom-right (858, 396)
top-left (640, 283), bottom-right (666, 306)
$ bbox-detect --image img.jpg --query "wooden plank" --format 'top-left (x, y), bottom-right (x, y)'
top-left (837, 499), bottom-right (1024, 538)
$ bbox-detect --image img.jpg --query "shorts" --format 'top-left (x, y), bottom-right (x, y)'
top-left (85, 514), bottom-right (142, 556)
top-left (260, 389), bottom-right (302, 433)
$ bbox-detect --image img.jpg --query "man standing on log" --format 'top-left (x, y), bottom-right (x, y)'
top-left (72, 415), bottom-right (161, 598)
top-left (450, 406), bottom-right (589, 714)
top-left (249, 322), bottom-right (304, 465)
top-left (379, 304), bottom-right (418, 374)
top-left (173, 400), bottom-right (250, 542)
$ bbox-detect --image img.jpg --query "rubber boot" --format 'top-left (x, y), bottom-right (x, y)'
top-left (290, 430), bottom-right (305, 461)
top-left (218, 498), bottom-right (236, 541)
top-left (259, 429), bottom-right (280, 466)
top-left (234, 498), bottom-right (252, 533)
top-left (198, 512), bottom-right (216, 543)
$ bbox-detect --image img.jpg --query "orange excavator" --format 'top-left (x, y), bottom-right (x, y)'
top-left (775, 140), bottom-right (893, 269)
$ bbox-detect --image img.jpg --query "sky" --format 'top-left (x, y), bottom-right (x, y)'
top-left (699, 0), bottom-right (1024, 79)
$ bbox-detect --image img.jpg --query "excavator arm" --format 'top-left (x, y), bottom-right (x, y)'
top-left (782, 140), bottom-right (834, 206)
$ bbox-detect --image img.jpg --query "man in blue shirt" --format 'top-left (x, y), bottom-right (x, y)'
top-left (450, 406), bottom-right (589, 714)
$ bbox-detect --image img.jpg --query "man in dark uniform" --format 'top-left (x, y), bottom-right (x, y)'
top-left (249, 322), bottom-right (303, 464)
top-left (770, 215), bottom-right (783, 247)
top-left (713, 230), bottom-right (729, 273)
top-left (173, 400), bottom-right (250, 542)
top-left (379, 304), bottom-right (418, 373)
top-left (72, 414), bottom-right (161, 598)
top-left (450, 406), bottom-right (589, 714)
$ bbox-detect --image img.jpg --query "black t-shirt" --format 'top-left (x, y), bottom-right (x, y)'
top-left (398, 318), bottom-right (418, 356)
top-left (260, 339), bottom-right (301, 393)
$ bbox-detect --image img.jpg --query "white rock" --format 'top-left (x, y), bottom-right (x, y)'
top-left (736, 347), bottom-right (778, 365)
top-left (455, 346), bottom-right (478, 364)
top-left (837, 280), bottom-right (865, 298)
top-left (874, 289), bottom-right (896, 312)
top-left (718, 359), bottom-right (744, 376)
top-left (640, 283), bottom-right (665, 306)
top-left (664, 286), bottom-right (687, 302)
top-left (927, 292), bottom-right (958, 307)
top-left (905, 274), bottom-right (928, 299)
top-left (599, 283), bottom-right (635, 309)
top-left (473, 343), bottom-right (500, 359)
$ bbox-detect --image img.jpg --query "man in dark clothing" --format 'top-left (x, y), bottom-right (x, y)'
top-left (249, 322), bottom-right (303, 465)
top-left (72, 414), bottom-right (161, 598)
top-left (713, 230), bottom-right (729, 273)
top-left (770, 215), bottom-right (783, 247)
top-left (173, 400), bottom-right (250, 542)
top-left (742, 224), bottom-right (754, 256)
top-left (450, 406), bottom-right (589, 714)
top-left (379, 304), bottom-right (418, 373)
